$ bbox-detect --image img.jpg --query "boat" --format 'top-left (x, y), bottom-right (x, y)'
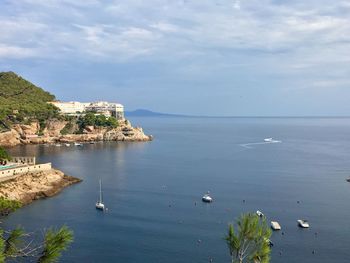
top-left (264, 238), bottom-right (273, 247)
top-left (346, 178), bottom-right (350, 182)
top-left (89, 141), bottom-right (95, 144)
top-left (74, 142), bottom-right (83, 146)
top-left (256, 210), bottom-right (264, 217)
top-left (65, 143), bottom-right (71, 147)
top-left (55, 144), bottom-right (62, 147)
top-left (297, 219), bottom-right (310, 228)
top-left (202, 192), bottom-right (213, 203)
top-left (264, 138), bottom-right (273, 142)
top-left (270, 221), bottom-right (281, 230)
top-left (95, 179), bottom-right (105, 210)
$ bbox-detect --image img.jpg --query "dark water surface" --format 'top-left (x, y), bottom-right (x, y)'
top-left (4, 117), bottom-right (350, 262)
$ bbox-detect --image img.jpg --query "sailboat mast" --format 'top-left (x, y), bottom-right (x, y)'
top-left (99, 179), bottom-right (103, 203)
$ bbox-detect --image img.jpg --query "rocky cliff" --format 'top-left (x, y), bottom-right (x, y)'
top-left (0, 119), bottom-right (152, 147)
top-left (0, 169), bottom-right (81, 205)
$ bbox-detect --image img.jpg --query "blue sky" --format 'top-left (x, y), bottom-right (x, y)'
top-left (1, 0), bottom-right (350, 116)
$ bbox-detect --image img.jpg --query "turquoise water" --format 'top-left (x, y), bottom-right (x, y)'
top-left (0, 164), bottom-right (17, 170)
top-left (4, 117), bottom-right (350, 262)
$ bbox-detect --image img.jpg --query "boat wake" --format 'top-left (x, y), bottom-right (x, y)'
top-left (240, 139), bottom-right (281, 149)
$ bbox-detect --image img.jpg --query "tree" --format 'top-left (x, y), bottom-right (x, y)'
top-left (225, 213), bottom-right (272, 263)
top-left (0, 225), bottom-right (73, 262)
top-left (0, 147), bottom-right (11, 162)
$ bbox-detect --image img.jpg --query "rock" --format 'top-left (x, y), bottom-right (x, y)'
top-left (0, 118), bottom-right (152, 147)
top-left (13, 122), bottom-right (40, 138)
top-left (0, 129), bottom-right (21, 147)
top-left (0, 169), bottom-right (82, 205)
top-left (43, 120), bottom-right (67, 137)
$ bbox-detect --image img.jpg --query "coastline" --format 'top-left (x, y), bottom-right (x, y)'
top-left (0, 119), bottom-right (153, 147)
top-left (0, 168), bottom-right (81, 207)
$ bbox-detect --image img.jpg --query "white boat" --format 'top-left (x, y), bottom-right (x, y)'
top-left (55, 144), bottom-right (62, 147)
top-left (74, 142), bottom-right (83, 146)
top-left (297, 219), bottom-right (310, 228)
top-left (65, 143), bottom-right (71, 147)
top-left (202, 192), bottom-right (213, 203)
top-left (256, 210), bottom-right (264, 217)
top-left (95, 179), bottom-right (105, 210)
top-left (264, 138), bottom-right (273, 142)
top-left (271, 221), bottom-right (281, 230)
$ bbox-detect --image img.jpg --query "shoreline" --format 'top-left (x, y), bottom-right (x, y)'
top-left (0, 168), bottom-right (82, 207)
top-left (0, 119), bottom-right (153, 148)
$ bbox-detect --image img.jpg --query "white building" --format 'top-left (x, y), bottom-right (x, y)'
top-left (49, 101), bottom-right (124, 120)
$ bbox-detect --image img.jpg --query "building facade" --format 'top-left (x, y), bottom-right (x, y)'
top-left (49, 101), bottom-right (124, 120)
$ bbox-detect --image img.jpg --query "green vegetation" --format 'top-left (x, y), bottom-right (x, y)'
top-left (0, 198), bottom-right (21, 216)
top-left (0, 225), bottom-right (73, 262)
top-left (0, 147), bottom-right (11, 162)
top-left (0, 72), bottom-right (59, 125)
top-left (60, 122), bottom-right (74, 135)
top-left (225, 213), bottom-right (272, 263)
top-left (77, 112), bottom-right (118, 130)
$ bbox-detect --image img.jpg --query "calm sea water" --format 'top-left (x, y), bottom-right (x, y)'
top-left (4, 117), bottom-right (350, 263)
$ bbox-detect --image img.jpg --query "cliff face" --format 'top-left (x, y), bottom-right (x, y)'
top-left (0, 169), bottom-right (81, 205)
top-left (0, 119), bottom-right (152, 147)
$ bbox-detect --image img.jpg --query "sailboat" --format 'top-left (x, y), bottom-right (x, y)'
top-left (95, 179), bottom-right (105, 210)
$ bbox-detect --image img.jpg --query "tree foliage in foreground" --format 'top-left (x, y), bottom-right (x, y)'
top-left (225, 213), bottom-right (272, 263)
top-left (0, 225), bottom-right (73, 263)
top-left (0, 198), bottom-right (21, 217)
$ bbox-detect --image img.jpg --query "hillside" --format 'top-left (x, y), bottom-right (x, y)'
top-left (0, 72), bottom-right (59, 126)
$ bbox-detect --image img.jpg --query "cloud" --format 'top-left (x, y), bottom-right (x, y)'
top-left (1, 0), bottom-right (349, 62)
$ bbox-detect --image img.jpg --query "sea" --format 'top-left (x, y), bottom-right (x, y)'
top-left (4, 117), bottom-right (350, 263)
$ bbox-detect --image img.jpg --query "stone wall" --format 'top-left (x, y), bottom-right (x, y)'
top-left (12, 156), bottom-right (36, 165)
top-left (0, 163), bottom-right (52, 182)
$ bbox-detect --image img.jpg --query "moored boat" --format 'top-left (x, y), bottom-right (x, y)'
top-left (96, 179), bottom-right (105, 210)
top-left (271, 221), bottom-right (281, 230)
top-left (297, 219), bottom-right (310, 228)
top-left (202, 192), bottom-right (213, 203)
top-left (256, 210), bottom-right (264, 217)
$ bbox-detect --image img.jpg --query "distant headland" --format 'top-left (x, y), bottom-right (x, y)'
top-left (0, 71), bottom-right (152, 147)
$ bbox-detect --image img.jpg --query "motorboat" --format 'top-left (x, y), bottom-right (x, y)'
top-left (264, 138), bottom-right (273, 142)
top-left (256, 210), bottom-right (264, 217)
top-left (65, 143), bottom-right (71, 147)
top-left (271, 221), bottom-right (281, 230)
top-left (96, 179), bottom-right (105, 210)
top-left (297, 219), bottom-right (310, 228)
top-left (346, 178), bottom-right (350, 182)
top-left (74, 142), bottom-right (83, 146)
top-left (202, 192), bottom-right (213, 203)
top-left (55, 144), bottom-right (62, 147)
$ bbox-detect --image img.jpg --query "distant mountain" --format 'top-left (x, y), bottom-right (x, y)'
top-left (125, 109), bottom-right (187, 117)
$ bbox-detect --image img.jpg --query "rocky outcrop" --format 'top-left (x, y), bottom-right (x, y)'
top-left (12, 122), bottom-right (40, 138)
top-left (0, 119), bottom-right (152, 147)
top-left (0, 169), bottom-right (81, 205)
top-left (0, 129), bottom-right (22, 147)
top-left (43, 119), bottom-right (67, 137)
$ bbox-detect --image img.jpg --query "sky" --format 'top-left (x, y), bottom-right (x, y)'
top-left (1, 0), bottom-right (350, 116)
